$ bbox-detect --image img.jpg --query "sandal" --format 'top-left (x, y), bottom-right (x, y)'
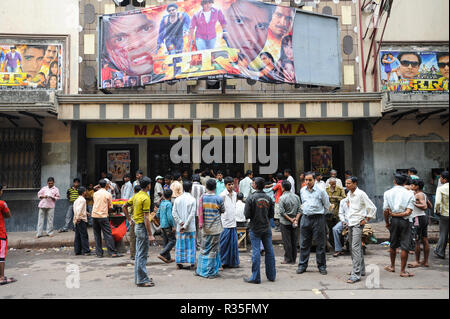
top-left (137, 278), bottom-right (155, 287)
top-left (333, 252), bottom-right (344, 257)
top-left (384, 265), bottom-right (395, 273)
top-left (400, 271), bottom-right (414, 278)
top-left (347, 277), bottom-right (360, 284)
top-left (0, 277), bottom-right (17, 285)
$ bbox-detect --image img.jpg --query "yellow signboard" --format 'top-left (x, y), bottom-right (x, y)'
top-left (87, 122), bottom-right (353, 138)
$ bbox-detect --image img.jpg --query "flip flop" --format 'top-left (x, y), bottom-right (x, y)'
top-left (384, 265), bottom-right (395, 273)
top-left (137, 278), bottom-right (155, 287)
top-left (157, 255), bottom-right (170, 263)
top-left (407, 263), bottom-right (421, 268)
top-left (400, 272), bottom-right (415, 278)
top-left (347, 277), bottom-right (360, 284)
top-left (0, 277), bottom-right (17, 285)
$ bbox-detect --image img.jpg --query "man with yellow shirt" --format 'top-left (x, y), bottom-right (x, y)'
top-left (123, 177), bottom-right (156, 287)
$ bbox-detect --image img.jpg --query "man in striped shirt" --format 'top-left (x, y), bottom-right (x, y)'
top-left (196, 179), bottom-right (225, 278)
top-left (59, 178), bottom-right (80, 232)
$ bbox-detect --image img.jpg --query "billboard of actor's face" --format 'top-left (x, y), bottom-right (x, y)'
top-left (104, 13), bottom-right (158, 76)
top-left (225, 0), bottom-right (272, 62)
top-left (269, 6), bottom-right (294, 40)
top-left (22, 46), bottom-right (45, 77)
top-left (44, 45), bottom-right (58, 64)
top-left (399, 53), bottom-right (421, 79)
top-left (438, 54), bottom-right (449, 79)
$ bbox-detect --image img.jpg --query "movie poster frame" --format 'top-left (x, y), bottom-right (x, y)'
top-left (0, 34), bottom-right (69, 93)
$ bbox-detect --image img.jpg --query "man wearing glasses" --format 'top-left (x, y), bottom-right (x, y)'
top-left (297, 172), bottom-right (331, 275)
top-left (398, 52), bottom-right (421, 79)
top-left (437, 52), bottom-right (449, 80)
top-left (156, 3), bottom-right (190, 55)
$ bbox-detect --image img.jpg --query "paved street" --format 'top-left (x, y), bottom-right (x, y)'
top-left (1, 244), bottom-right (448, 299)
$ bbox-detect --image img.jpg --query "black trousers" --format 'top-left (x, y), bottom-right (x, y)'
top-left (280, 223), bottom-right (299, 263)
top-left (298, 214), bottom-right (327, 270)
top-left (92, 218), bottom-right (117, 256)
top-left (74, 220), bottom-right (90, 255)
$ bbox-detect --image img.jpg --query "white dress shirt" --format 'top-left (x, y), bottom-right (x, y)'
top-left (315, 180), bottom-right (326, 190)
top-left (287, 175), bottom-right (295, 193)
top-left (338, 197), bottom-right (350, 223)
top-left (220, 189), bottom-right (237, 228)
top-left (347, 187), bottom-right (376, 227)
top-left (383, 185), bottom-right (415, 221)
top-left (235, 200), bottom-right (246, 222)
top-left (172, 192), bottom-right (197, 233)
top-left (239, 176), bottom-right (253, 199)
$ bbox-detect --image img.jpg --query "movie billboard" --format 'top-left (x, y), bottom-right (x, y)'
top-left (380, 50), bottom-right (449, 92)
top-left (0, 43), bottom-right (63, 90)
top-left (107, 151), bottom-right (131, 182)
top-left (311, 146), bottom-right (333, 176)
top-left (99, 0), bottom-right (300, 88)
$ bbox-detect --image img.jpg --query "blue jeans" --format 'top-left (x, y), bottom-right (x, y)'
top-left (7, 66), bottom-right (17, 73)
top-left (134, 223), bottom-right (150, 285)
top-left (249, 229), bottom-right (276, 283)
top-left (333, 221), bottom-right (344, 252)
top-left (196, 38), bottom-right (216, 50)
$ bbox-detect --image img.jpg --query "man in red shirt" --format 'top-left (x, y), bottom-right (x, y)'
top-left (0, 184), bottom-right (16, 285)
top-left (271, 173), bottom-right (284, 232)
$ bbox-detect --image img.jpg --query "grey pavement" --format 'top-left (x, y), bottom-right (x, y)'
top-left (0, 244), bottom-right (448, 299)
top-left (6, 221), bottom-right (442, 249)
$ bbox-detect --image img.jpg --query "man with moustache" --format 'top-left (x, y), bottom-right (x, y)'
top-left (224, 0), bottom-right (274, 63)
top-left (103, 11), bottom-right (164, 82)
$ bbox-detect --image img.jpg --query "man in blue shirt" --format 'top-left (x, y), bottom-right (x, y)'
top-left (156, 189), bottom-right (176, 263)
top-left (215, 170), bottom-right (225, 195)
top-left (298, 171), bottom-right (331, 275)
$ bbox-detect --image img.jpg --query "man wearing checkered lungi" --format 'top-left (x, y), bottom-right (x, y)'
top-left (195, 179), bottom-right (225, 279)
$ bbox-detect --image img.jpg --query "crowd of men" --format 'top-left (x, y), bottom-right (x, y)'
top-left (0, 167), bottom-right (448, 287)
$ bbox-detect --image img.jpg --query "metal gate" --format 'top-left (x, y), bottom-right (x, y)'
top-left (0, 128), bottom-right (42, 189)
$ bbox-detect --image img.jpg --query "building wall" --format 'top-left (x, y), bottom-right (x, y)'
top-left (0, 0), bottom-right (80, 94)
top-left (383, 0), bottom-right (449, 43)
top-left (373, 118), bottom-right (449, 196)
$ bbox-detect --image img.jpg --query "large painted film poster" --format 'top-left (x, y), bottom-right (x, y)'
top-left (99, 0), bottom-right (300, 88)
top-left (380, 50), bottom-right (449, 92)
top-left (0, 43), bottom-right (63, 90)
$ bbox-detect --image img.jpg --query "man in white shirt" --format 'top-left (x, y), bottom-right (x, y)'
top-left (284, 169), bottom-right (296, 193)
top-left (73, 187), bottom-right (91, 256)
top-left (219, 177), bottom-right (240, 268)
top-left (172, 181), bottom-right (197, 270)
top-left (315, 173), bottom-right (326, 190)
top-left (239, 170), bottom-right (254, 201)
top-left (383, 174), bottom-right (415, 278)
top-left (434, 171), bottom-right (449, 259)
top-left (121, 174), bottom-right (134, 200)
top-left (332, 197), bottom-right (350, 257)
top-left (345, 176), bottom-right (376, 283)
top-left (191, 174), bottom-right (206, 248)
top-left (235, 192), bottom-right (247, 226)
top-left (153, 176), bottom-right (164, 204)
top-left (325, 170), bottom-right (343, 188)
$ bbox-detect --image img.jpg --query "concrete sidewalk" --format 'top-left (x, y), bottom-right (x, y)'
top-left (6, 221), bottom-right (441, 249)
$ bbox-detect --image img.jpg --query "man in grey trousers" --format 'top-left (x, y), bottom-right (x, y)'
top-left (344, 176), bottom-right (376, 283)
top-left (297, 172), bottom-right (331, 275)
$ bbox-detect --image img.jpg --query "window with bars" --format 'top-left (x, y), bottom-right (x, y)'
top-left (0, 129), bottom-right (42, 189)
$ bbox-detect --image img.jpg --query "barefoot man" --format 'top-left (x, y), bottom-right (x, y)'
top-left (383, 174), bottom-right (416, 277)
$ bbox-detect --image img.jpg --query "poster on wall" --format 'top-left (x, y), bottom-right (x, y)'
top-left (99, 0), bottom-right (298, 88)
top-left (0, 43), bottom-right (63, 90)
top-left (380, 50), bottom-right (449, 92)
top-left (310, 146), bottom-right (333, 176)
top-left (107, 151), bottom-right (131, 182)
